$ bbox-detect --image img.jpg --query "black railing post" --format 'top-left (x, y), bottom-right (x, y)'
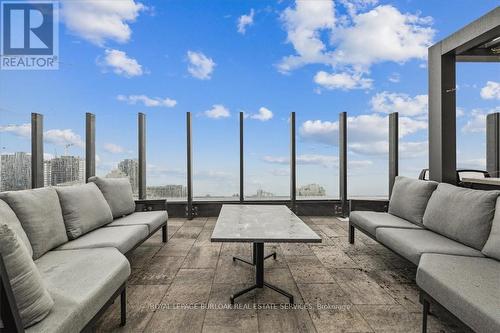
top-left (240, 112), bottom-right (244, 203)
top-left (290, 112), bottom-right (297, 213)
top-left (186, 112), bottom-right (193, 219)
top-left (486, 112), bottom-right (500, 177)
top-left (138, 113), bottom-right (146, 199)
top-left (339, 112), bottom-right (348, 217)
top-left (85, 113), bottom-right (95, 182)
top-left (389, 112), bottom-right (399, 197)
top-left (31, 113), bottom-right (43, 188)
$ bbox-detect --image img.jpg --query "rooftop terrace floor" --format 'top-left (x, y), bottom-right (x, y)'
top-left (96, 217), bottom-right (471, 333)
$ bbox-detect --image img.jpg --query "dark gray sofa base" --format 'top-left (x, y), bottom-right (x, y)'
top-left (0, 199), bottom-right (168, 333)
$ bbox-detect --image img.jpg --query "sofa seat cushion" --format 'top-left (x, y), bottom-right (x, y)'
top-left (350, 211), bottom-right (422, 236)
top-left (89, 176), bottom-right (136, 218)
top-left (423, 183), bottom-right (500, 250)
top-left (55, 225), bottom-right (148, 254)
top-left (0, 199), bottom-right (33, 256)
top-left (376, 228), bottom-right (483, 265)
top-left (27, 248), bottom-right (130, 333)
top-left (0, 188), bottom-right (68, 259)
top-left (108, 211), bottom-right (168, 233)
top-left (417, 254), bottom-right (500, 333)
top-left (388, 176), bottom-right (438, 226)
top-left (56, 183), bottom-right (113, 239)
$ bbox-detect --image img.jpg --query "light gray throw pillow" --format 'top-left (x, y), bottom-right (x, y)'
top-left (423, 183), bottom-right (500, 250)
top-left (0, 199), bottom-right (33, 257)
top-left (0, 224), bottom-right (54, 328)
top-left (89, 176), bottom-right (135, 218)
top-left (56, 183), bottom-right (114, 239)
top-left (0, 188), bottom-right (68, 259)
top-left (482, 197), bottom-right (500, 260)
top-left (388, 176), bottom-right (438, 226)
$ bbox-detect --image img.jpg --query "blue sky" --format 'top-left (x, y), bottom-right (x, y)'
top-left (0, 0), bottom-right (499, 198)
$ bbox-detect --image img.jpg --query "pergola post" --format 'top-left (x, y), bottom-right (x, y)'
top-left (31, 113), bottom-right (44, 189)
top-left (486, 112), bottom-right (500, 177)
top-left (239, 112), bottom-right (244, 203)
top-left (428, 44), bottom-right (456, 184)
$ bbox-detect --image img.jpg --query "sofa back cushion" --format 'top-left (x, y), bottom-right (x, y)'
top-left (0, 224), bottom-right (54, 328)
top-left (0, 188), bottom-right (68, 259)
top-left (482, 197), bottom-right (500, 260)
top-left (56, 183), bottom-right (114, 239)
top-left (388, 176), bottom-right (438, 226)
top-left (423, 183), bottom-right (500, 250)
top-left (88, 176), bottom-right (135, 218)
top-left (0, 199), bottom-right (33, 257)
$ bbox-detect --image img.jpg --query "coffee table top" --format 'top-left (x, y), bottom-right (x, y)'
top-left (211, 205), bottom-right (322, 243)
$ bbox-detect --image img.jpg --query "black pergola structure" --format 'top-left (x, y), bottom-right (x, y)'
top-left (428, 6), bottom-right (500, 184)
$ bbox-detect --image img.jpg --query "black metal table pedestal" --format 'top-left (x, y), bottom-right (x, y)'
top-left (232, 243), bottom-right (276, 266)
top-left (230, 242), bottom-right (294, 305)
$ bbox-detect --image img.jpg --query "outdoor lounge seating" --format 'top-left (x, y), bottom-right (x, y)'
top-left (349, 176), bottom-right (500, 333)
top-left (0, 177), bottom-right (168, 332)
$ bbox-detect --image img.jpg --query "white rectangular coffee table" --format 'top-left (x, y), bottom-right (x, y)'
top-left (211, 204), bottom-right (321, 304)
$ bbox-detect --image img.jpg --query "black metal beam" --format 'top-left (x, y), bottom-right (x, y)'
top-left (31, 113), bottom-right (43, 188)
top-left (186, 112), bottom-right (194, 219)
top-left (138, 113), bottom-right (146, 199)
top-left (441, 8), bottom-right (500, 55)
top-left (339, 112), bottom-right (348, 217)
top-left (240, 112), bottom-right (244, 203)
top-left (290, 112), bottom-right (296, 212)
top-left (487, 112), bottom-right (500, 177)
top-left (389, 112), bottom-right (399, 197)
top-left (85, 113), bottom-right (95, 182)
top-left (428, 44), bottom-right (457, 184)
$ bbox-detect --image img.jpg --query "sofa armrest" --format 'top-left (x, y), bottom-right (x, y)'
top-left (135, 199), bottom-right (167, 212)
top-left (349, 199), bottom-right (389, 214)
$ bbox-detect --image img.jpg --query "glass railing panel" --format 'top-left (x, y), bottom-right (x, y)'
top-left (96, 113), bottom-right (138, 197)
top-left (192, 112), bottom-right (239, 201)
top-left (146, 112), bottom-right (187, 201)
top-left (245, 113), bottom-right (289, 200)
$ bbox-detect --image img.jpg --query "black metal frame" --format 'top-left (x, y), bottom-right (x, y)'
top-left (419, 290), bottom-right (472, 333)
top-left (230, 242), bottom-right (293, 305)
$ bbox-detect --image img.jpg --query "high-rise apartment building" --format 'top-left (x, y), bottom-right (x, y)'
top-left (0, 152), bottom-right (31, 191)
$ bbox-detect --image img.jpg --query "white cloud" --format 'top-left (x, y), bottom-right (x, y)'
top-left (237, 9), bottom-right (255, 34)
top-left (462, 109), bottom-right (487, 133)
top-left (263, 154), bottom-right (372, 169)
top-left (0, 123), bottom-right (31, 138)
top-left (61, 0), bottom-right (145, 46)
top-left (187, 51), bottom-right (215, 80)
top-left (370, 91), bottom-right (428, 116)
top-left (0, 124), bottom-right (85, 148)
top-left (279, 0), bottom-right (335, 72)
top-left (103, 143), bottom-right (126, 154)
top-left (314, 71), bottom-right (373, 90)
top-left (117, 94), bottom-right (177, 107)
top-left (101, 49), bottom-right (143, 77)
top-left (388, 72), bottom-right (400, 83)
top-left (480, 81), bottom-right (500, 100)
top-left (250, 107), bottom-right (273, 121)
top-left (279, 2), bottom-right (434, 86)
top-left (44, 129), bottom-right (84, 148)
top-left (299, 114), bottom-right (427, 155)
top-left (204, 104), bottom-right (230, 119)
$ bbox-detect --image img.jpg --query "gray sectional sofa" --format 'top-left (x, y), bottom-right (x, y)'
top-left (0, 177), bottom-right (168, 333)
top-left (349, 176), bottom-right (500, 333)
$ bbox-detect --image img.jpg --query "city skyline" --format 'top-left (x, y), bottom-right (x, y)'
top-left (1, 1), bottom-right (499, 198)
